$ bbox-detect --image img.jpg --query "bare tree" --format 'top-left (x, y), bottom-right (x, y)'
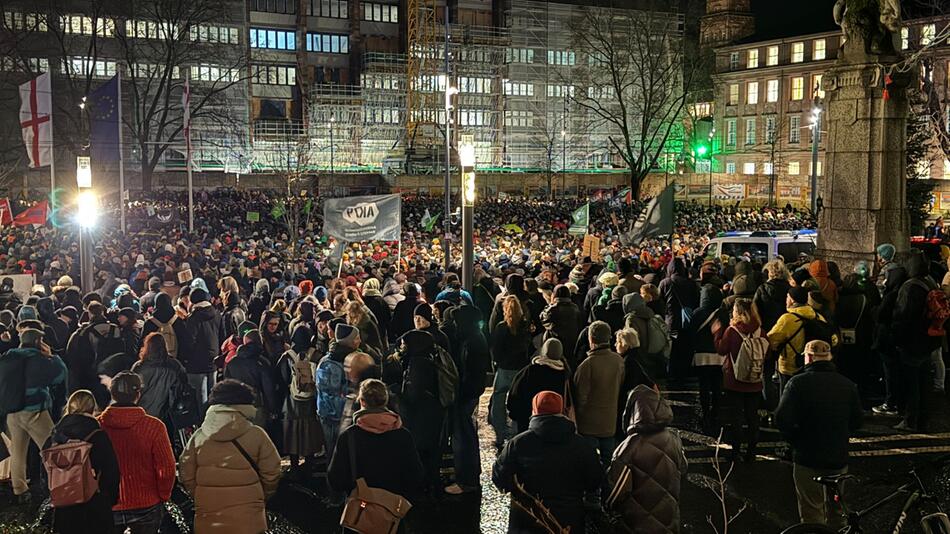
top-left (565, 3), bottom-right (700, 199)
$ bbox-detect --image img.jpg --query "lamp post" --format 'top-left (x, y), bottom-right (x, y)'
top-left (444, 81), bottom-right (458, 271)
top-left (76, 190), bottom-right (98, 295)
top-left (561, 129), bottom-right (566, 197)
top-left (329, 116), bottom-right (335, 178)
top-left (459, 135), bottom-right (475, 291)
top-left (810, 105), bottom-right (822, 214)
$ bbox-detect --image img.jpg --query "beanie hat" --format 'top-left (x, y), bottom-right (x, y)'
top-left (57, 306), bottom-right (78, 323)
top-left (335, 323), bottom-right (359, 346)
top-left (732, 274), bottom-right (754, 297)
top-left (788, 286), bottom-right (809, 305)
top-left (540, 338), bottom-right (563, 360)
top-left (238, 320), bottom-right (257, 336)
top-left (317, 309), bottom-right (335, 323)
top-left (18, 327), bottom-right (43, 348)
top-left (414, 303), bottom-right (433, 323)
top-left (876, 243), bottom-right (896, 262)
top-left (598, 271), bottom-right (619, 287)
top-left (532, 391), bottom-right (564, 416)
top-left (314, 286), bottom-right (328, 301)
top-left (791, 269), bottom-right (812, 288)
top-left (610, 285), bottom-right (628, 300)
top-left (17, 305), bottom-right (38, 322)
top-left (190, 288), bottom-right (210, 304)
top-left (804, 339), bottom-right (831, 357)
top-left (56, 275), bottom-right (74, 288)
top-left (209, 379), bottom-right (256, 406)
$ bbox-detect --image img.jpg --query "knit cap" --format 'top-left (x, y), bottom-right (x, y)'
top-left (532, 391), bottom-right (564, 416)
top-left (335, 323), bottom-right (359, 346)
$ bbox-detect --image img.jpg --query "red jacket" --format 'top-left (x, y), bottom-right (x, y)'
top-left (714, 321), bottom-right (765, 393)
top-left (98, 406), bottom-right (176, 511)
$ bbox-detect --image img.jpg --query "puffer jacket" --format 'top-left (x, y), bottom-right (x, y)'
top-left (130, 355), bottom-right (187, 419)
top-left (541, 298), bottom-right (583, 356)
top-left (606, 385), bottom-right (686, 534)
top-left (767, 305), bottom-right (834, 376)
top-left (179, 404), bottom-right (281, 534)
top-left (185, 302), bottom-right (221, 374)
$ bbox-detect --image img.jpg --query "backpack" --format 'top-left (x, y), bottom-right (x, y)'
top-left (730, 327), bottom-right (768, 383)
top-left (432, 346), bottom-right (459, 408)
top-left (907, 279), bottom-right (950, 337)
top-left (0, 354), bottom-right (27, 417)
top-left (168, 381), bottom-right (200, 430)
top-left (149, 316), bottom-right (178, 358)
top-left (287, 349), bottom-right (317, 401)
top-left (316, 356), bottom-right (346, 420)
top-left (789, 313), bottom-right (836, 369)
top-left (42, 430), bottom-right (101, 508)
top-left (87, 324), bottom-right (126, 363)
top-left (646, 315), bottom-right (672, 358)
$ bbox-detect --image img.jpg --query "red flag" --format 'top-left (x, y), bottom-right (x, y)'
top-left (13, 200), bottom-right (48, 227)
top-left (0, 198), bottom-right (12, 226)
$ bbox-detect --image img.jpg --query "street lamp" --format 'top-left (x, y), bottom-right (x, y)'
top-left (75, 190), bottom-right (98, 294)
top-left (810, 105), bottom-right (822, 214)
top-left (561, 130), bottom-right (566, 197)
top-left (329, 116), bottom-right (335, 178)
top-left (459, 135), bottom-right (475, 291)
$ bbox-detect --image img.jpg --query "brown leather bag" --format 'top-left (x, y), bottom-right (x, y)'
top-left (340, 433), bottom-right (412, 533)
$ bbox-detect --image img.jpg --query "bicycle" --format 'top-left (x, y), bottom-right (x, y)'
top-left (780, 466), bottom-right (950, 534)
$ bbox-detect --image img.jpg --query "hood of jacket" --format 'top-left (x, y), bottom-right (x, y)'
top-left (354, 408), bottom-right (402, 434)
top-left (253, 278), bottom-right (270, 297)
top-left (622, 293), bottom-right (653, 319)
top-left (53, 413), bottom-right (100, 442)
top-left (808, 260), bottom-right (830, 279)
top-left (99, 405), bottom-right (150, 430)
top-left (667, 257), bottom-right (687, 278)
top-left (197, 404), bottom-right (256, 442)
top-left (527, 414), bottom-right (576, 442)
top-left (36, 297), bottom-right (56, 323)
top-left (786, 304), bottom-right (818, 319)
top-left (699, 284), bottom-right (723, 310)
top-left (625, 385), bottom-right (673, 434)
top-left (906, 252), bottom-right (928, 279)
top-left (531, 354), bottom-right (566, 371)
top-left (236, 342), bottom-right (264, 361)
top-left (190, 302), bottom-right (216, 321)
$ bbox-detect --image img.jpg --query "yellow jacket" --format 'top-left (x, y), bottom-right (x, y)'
top-left (767, 305), bottom-right (837, 376)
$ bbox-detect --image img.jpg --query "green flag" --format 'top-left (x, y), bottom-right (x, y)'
top-left (421, 209), bottom-right (440, 232)
top-left (568, 203), bottom-right (589, 235)
top-left (246, 211), bottom-right (260, 222)
top-left (270, 201), bottom-right (286, 219)
top-left (302, 199), bottom-right (313, 216)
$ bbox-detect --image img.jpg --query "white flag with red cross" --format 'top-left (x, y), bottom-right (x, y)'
top-left (19, 73), bottom-right (52, 168)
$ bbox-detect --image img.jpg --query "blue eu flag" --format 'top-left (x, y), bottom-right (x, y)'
top-left (89, 75), bottom-right (119, 163)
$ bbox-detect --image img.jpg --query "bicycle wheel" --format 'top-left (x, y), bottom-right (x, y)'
top-left (780, 523), bottom-right (839, 534)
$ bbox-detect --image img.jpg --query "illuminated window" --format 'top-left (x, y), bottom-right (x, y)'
top-left (790, 116), bottom-right (801, 143)
top-left (813, 39), bottom-right (826, 60)
top-left (726, 118), bottom-right (737, 146)
top-left (788, 161), bottom-right (800, 175)
top-left (922, 24), bottom-right (935, 46)
top-left (813, 74), bottom-right (825, 99)
top-left (745, 117), bottom-right (756, 145)
top-left (791, 76), bottom-right (804, 100)
top-left (767, 79), bottom-right (779, 102)
top-left (747, 81), bottom-right (758, 104)
top-left (767, 46), bottom-right (778, 66)
top-left (743, 162), bottom-right (755, 174)
top-left (747, 49), bottom-right (758, 69)
top-left (791, 42), bottom-right (804, 63)
top-left (728, 83), bottom-right (739, 105)
top-left (901, 27), bottom-right (909, 50)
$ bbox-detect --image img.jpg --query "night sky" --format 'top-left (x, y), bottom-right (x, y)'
top-left (751, 0), bottom-right (838, 40)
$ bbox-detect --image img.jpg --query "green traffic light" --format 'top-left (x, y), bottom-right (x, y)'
top-left (696, 145), bottom-right (708, 156)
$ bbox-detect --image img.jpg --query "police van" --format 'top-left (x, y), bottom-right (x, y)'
top-left (702, 230), bottom-right (817, 263)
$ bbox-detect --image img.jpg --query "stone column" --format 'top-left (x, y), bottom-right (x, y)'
top-left (817, 58), bottom-right (911, 270)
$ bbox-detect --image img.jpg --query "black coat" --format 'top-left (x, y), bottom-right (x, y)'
top-left (753, 278), bottom-right (791, 332)
top-left (618, 349), bottom-right (655, 440)
top-left (224, 343), bottom-right (278, 419)
top-left (592, 298), bottom-right (626, 334)
top-left (327, 412), bottom-right (424, 497)
top-left (775, 360), bottom-right (863, 470)
top-left (45, 414), bottom-right (120, 534)
top-left (141, 314), bottom-right (190, 360)
top-left (130, 356), bottom-right (187, 419)
top-left (892, 254), bottom-right (939, 362)
top-left (443, 305), bottom-right (492, 402)
top-left (391, 296), bottom-right (424, 341)
top-left (492, 415), bottom-right (603, 534)
top-left (184, 303), bottom-right (221, 374)
top-left (506, 360), bottom-right (572, 432)
top-left (541, 299), bottom-right (583, 357)
top-left (398, 345), bottom-right (444, 452)
top-left (363, 295), bottom-right (392, 343)
top-left (659, 260), bottom-right (699, 334)
top-left (490, 322), bottom-right (533, 371)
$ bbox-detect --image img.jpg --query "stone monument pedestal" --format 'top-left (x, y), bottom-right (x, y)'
top-left (817, 58), bottom-right (910, 271)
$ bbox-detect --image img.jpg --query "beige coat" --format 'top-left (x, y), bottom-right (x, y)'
top-left (179, 404), bottom-right (281, 534)
top-left (575, 347), bottom-right (626, 438)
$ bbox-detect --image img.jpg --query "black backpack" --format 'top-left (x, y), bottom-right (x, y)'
top-left (86, 324), bottom-right (126, 364)
top-left (789, 312), bottom-right (836, 369)
top-left (0, 355), bottom-right (26, 416)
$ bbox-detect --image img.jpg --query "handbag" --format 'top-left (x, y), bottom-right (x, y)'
top-left (340, 432), bottom-right (412, 533)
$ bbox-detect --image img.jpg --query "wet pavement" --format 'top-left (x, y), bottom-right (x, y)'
top-left (4, 385), bottom-right (949, 533)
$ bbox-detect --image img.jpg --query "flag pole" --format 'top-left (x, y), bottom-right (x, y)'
top-left (48, 101), bottom-right (55, 194)
top-left (117, 70), bottom-right (126, 233)
top-left (184, 79), bottom-right (194, 233)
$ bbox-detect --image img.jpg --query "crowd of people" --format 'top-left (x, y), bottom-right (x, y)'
top-left (0, 188), bottom-right (942, 533)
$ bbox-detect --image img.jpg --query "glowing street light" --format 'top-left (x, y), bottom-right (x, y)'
top-left (76, 190), bottom-right (98, 228)
top-left (459, 135), bottom-right (476, 291)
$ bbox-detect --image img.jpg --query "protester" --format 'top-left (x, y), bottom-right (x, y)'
top-left (687, 285), bottom-right (724, 433)
top-left (574, 321), bottom-right (625, 464)
top-left (396, 329), bottom-right (445, 496)
top-left (489, 295), bottom-right (534, 444)
top-left (318, 323), bottom-right (361, 458)
top-left (130, 333), bottom-right (188, 422)
top-left (606, 385), bottom-right (687, 534)
top-left (277, 324), bottom-right (326, 474)
top-left (492, 391), bottom-right (603, 534)
top-left (223, 329), bottom-right (278, 428)
top-left (775, 340), bottom-right (863, 528)
top-left (506, 338), bottom-right (573, 433)
top-left (1, 328), bottom-right (66, 503)
top-left (45, 389), bottom-right (120, 534)
top-left (98, 371), bottom-right (176, 534)
top-left (179, 379), bottom-right (282, 534)
top-left (184, 288), bottom-right (221, 405)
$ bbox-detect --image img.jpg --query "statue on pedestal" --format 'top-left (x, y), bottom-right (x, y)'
top-left (833, 0), bottom-right (901, 57)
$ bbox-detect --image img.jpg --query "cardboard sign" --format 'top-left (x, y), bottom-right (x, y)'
top-left (582, 235), bottom-right (601, 262)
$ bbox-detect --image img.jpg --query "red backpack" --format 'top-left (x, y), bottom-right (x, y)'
top-left (41, 430), bottom-right (101, 507)
top-left (908, 279), bottom-right (950, 336)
